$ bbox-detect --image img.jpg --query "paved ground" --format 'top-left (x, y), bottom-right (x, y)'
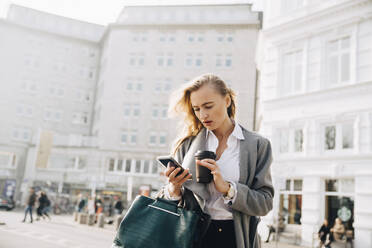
top-left (0, 210), bottom-right (349, 248)
top-left (0, 210), bottom-right (115, 248)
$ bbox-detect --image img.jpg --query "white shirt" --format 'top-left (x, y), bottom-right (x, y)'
top-left (204, 123), bottom-right (244, 220)
top-left (164, 123), bottom-right (244, 220)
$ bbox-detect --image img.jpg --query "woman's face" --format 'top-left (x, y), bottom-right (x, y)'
top-left (190, 84), bottom-right (230, 131)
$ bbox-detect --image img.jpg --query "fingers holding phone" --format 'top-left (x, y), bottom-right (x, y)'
top-left (166, 162), bottom-right (192, 186)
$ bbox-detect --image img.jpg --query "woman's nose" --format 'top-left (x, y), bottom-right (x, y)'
top-left (200, 109), bottom-right (208, 119)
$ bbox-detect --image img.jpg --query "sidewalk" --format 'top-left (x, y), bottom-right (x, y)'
top-left (262, 241), bottom-right (308, 248)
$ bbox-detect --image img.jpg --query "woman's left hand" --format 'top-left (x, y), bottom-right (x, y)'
top-left (197, 159), bottom-right (230, 195)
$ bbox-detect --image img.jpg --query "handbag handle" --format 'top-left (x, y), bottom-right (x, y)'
top-left (147, 198), bottom-right (181, 217)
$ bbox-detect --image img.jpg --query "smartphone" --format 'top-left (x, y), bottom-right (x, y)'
top-left (156, 155), bottom-right (188, 177)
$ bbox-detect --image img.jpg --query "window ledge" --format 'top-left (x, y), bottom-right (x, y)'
top-left (264, 80), bottom-right (372, 109)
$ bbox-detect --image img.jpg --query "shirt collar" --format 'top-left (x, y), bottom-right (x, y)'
top-left (205, 121), bottom-right (245, 141)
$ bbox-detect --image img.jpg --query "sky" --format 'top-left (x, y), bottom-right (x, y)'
top-left (0, 0), bottom-right (255, 25)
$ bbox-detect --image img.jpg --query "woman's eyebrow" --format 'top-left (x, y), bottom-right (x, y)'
top-left (192, 101), bottom-right (214, 108)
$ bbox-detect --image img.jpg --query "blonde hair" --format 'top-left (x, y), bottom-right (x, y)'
top-left (169, 74), bottom-right (236, 154)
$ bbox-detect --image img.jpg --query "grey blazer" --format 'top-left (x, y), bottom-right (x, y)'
top-left (173, 125), bottom-right (274, 248)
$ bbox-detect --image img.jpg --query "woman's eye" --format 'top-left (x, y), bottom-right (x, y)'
top-left (205, 106), bottom-right (213, 109)
top-left (193, 108), bottom-right (200, 112)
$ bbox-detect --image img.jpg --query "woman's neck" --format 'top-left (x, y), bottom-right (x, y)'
top-left (213, 118), bottom-right (234, 141)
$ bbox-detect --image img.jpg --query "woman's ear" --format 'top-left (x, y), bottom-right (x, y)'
top-left (225, 94), bottom-right (231, 108)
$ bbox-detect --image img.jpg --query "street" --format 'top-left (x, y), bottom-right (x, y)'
top-left (0, 210), bottom-right (115, 248)
top-left (0, 210), bottom-right (348, 248)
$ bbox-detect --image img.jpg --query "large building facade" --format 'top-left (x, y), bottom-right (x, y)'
top-left (0, 4), bottom-right (262, 206)
top-left (258, 0), bottom-right (372, 247)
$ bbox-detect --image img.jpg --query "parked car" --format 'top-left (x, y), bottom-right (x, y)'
top-left (0, 196), bottom-right (15, 211)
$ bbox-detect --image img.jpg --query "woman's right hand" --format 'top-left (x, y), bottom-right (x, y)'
top-left (165, 162), bottom-right (192, 198)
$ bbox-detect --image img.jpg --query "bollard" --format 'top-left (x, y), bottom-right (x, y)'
top-left (73, 212), bottom-right (78, 222)
top-left (78, 213), bottom-right (88, 224)
top-left (97, 213), bottom-right (105, 228)
top-left (115, 214), bottom-right (124, 230)
top-left (88, 214), bottom-right (95, 226)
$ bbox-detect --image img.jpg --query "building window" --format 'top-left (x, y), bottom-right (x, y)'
top-left (0, 151), bottom-right (16, 168)
top-left (157, 53), bottom-right (174, 67)
top-left (72, 112), bottom-right (89, 125)
top-left (135, 160), bottom-right (141, 173)
top-left (159, 134), bottom-right (166, 146)
top-left (128, 53), bottom-right (145, 67)
top-left (125, 159), bottom-right (131, 172)
top-left (149, 133), bottom-right (157, 146)
top-left (279, 129), bottom-right (289, 153)
top-left (133, 103), bottom-right (140, 118)
top-left (278, 127), bottom-right (304, 154)
top-left (323, 122), bottom-right (354, 151)
top-left (185, 54), bottom-right (203, 68)
top-left (294, 129), bottom-right (303, 152)
top-left (124, 78), bottom-right (143, 92)
top-left (20, 79), bottom-right (37, 94)
top-left (215, 54), bottom-right (232, 68)
top-left (44, 108), bottom-right (63, 122)
top-left (325, 179), bottom-right (354, 230)
top-left (49, 85), bottom-right (64, 97)
top-left (76, 89), bottom-right (91, 102)
top-left (280, 179), bottom-right (302, 225)
top-left (153, 79), bottom-right (172, 93)
top-left (158, 31), bottom-right (175, 42)
top-left (120, 131), bottom-right (137, 145)
top-left (143, 160), bottom-right (150, 174)
top-left (16, 104), bottom-right (33, 118)
top-left (342, 123), bottom-right (353, 149)
top-left (131, 31), bottom-right (148, 42)
top-left (123, 103), bottom-right (141, 118)
top-left (325, 125), bottom-right (336, 150)
top-left (121, 132), bottom-right (128, 144)
top-left (130, 131), bottom-right (137, 145)
top-left (152, 161), bottom-right (158, 174)
top-left (108, 158), bottom-right (115, 171)
top-left (280, 50), bottom-right (303, 96)
top-left (327, 37), bottom-right (350, 86)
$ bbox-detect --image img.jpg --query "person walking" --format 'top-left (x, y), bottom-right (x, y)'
top-left (114, 196), bottom-right (124, 215)
top-left (77, 194), bottom-right (86, 213)
top-left (41, 192), bottom-right (52, 220)
top-left (22, 187), bottom-right (37, 223)
top-left (160, 74), bottom-right (274, 248)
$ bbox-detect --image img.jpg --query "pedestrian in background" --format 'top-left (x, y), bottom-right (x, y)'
top-left (22, 187), bottom-right (36, 223)
top-left (41, 192), bottom-right (52, 220)
top-left (329, 218), bottom-right (346, 243)
top-left (77, 194), bottom-right (86, 213)
top-left (318, 219), bottom-right (330, 248)
top-left (114, 196), bottom-right (124, 215)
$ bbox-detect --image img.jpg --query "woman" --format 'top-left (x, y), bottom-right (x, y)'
top-left (318, 219), bottom-right (330, 247)
top-left (161, 74), bottom-right (274, 248)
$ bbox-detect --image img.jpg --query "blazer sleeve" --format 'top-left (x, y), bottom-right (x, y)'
top-left (231, 138), bottom-right (274, 216)
top-left (156, 137), bottom-right (194, 199)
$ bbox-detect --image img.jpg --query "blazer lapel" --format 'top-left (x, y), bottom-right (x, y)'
top-left (239, 127), bottom-right (249, 185)
top-left (182, 129), bottom-right (210, 203)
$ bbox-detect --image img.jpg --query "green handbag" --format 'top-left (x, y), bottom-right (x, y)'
top-left (112, 195), bottom-right (207, 248)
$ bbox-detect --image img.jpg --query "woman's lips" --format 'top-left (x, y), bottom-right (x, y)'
top-left (203, 121), bottom-right (213, 126)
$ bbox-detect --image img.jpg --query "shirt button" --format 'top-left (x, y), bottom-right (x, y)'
top-left (218, 228), bottom-right (222, 232)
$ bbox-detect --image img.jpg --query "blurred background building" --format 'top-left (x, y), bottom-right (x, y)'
top-left (258, 0), bottom-right (372, 247)
top-left (0, 3), bottom-right (261, 209)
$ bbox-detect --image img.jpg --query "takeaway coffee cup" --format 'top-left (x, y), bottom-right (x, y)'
top-left (194, 150), bottom-right (216, 183)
